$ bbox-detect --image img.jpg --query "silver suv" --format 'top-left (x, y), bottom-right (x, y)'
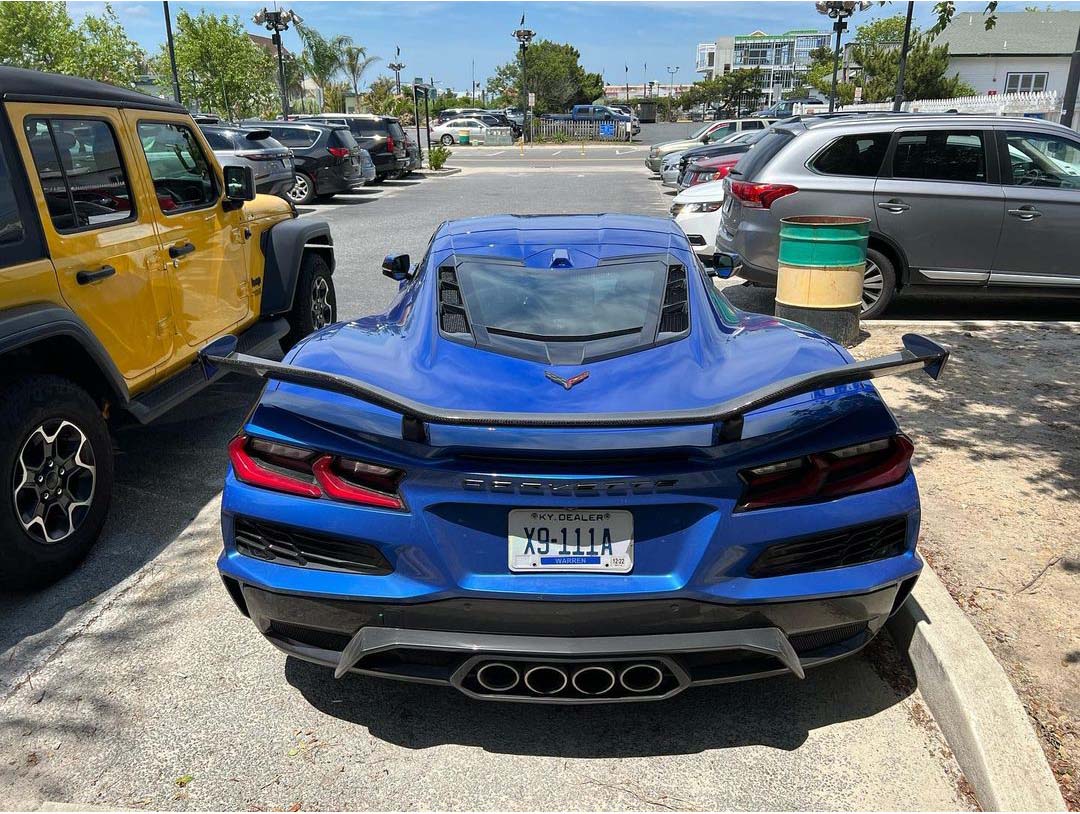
top-left (715, 114), bottom-right (1080, 317)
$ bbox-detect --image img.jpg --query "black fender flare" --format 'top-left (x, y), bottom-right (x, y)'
top-left (0, 303), bottom-right (129, 404)
top-left (259, 219), bottom-right (335, 316)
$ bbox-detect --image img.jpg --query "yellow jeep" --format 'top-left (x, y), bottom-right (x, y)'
top-left (0, 67), bottom-right (338, 588)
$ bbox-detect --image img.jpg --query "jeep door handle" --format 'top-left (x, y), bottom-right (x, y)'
top-left (169, 241), bottom-right (195, 258)
top-left (76, 265), bottom-right (116, 285)
top-left (1007, 206), bottom-right (1042, 220)
top-left (877, 200), bottom-right (910, 213)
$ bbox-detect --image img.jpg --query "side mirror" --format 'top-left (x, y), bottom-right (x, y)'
top-left (382, 253), bottom-right (412, 281)
top-left (223, 165), bottom-right (255, 209)
top-left (711, 252), bottom-right (736, 279)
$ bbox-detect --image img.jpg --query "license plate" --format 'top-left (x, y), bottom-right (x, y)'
top-left (508, 509), bottom-right (633, 573)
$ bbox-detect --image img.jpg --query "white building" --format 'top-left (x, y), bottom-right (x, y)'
top-left (935, 10), bottom-right (1079, 126)
top-left (695, 30), bottom-right (831, 102)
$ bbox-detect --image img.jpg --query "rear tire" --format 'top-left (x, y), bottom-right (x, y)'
top-left (440, 134), bottom-right (454, 146)
top-left (286, 172), bottom-right (315, 205)
top-left (0, 375), bottom-right (113, 590)
top-left (861, 248), bottom-right (897, 319)
top-left (282, 253), bottom-right (337, 350)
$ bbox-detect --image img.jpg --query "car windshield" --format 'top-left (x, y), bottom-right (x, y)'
top-left (690, 123), bottom-right (712, 139)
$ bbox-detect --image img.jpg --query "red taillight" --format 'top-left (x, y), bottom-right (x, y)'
top-left (327, 146), bottom-right (350, 159)
top-left (386, 135), bottom-right (395, 153)
top-left (228, 434), bottom-right (405, 509)
top-left (737, 436), bottom-right (914, 511)
top-left (729, 180), bottom-right (798, 209)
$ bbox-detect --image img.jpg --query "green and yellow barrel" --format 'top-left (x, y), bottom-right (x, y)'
top-left (775, 216), bottom-right (869, 346)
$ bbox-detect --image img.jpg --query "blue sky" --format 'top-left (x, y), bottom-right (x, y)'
top-left (67, 0), bottom-right (1031, 93)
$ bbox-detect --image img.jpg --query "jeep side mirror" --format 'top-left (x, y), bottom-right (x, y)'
top-left (382, 253), bottom-right (411, 281)
top-left (711, 252), bottom-right (735, 279)
top-left (223, 165), bottom-right (255, 209)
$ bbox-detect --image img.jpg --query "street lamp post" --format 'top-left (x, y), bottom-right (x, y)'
top-left (162, 1), bottom-right (181, 105)
top-left (253, 7), bottom-right (303, 119)
top-left (815, 1), bottom-right (870, 114)
top-left (513, 24), bottom-right (535, 142)
top-left (666, 66), bottom-right (679, 98)
top-left (389, 61), bottom-right (406, 95)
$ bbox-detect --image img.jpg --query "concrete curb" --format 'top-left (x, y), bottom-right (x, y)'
top-left (889, 565), bottom-right (1067, 811)
top-left (417, 167), bottom-right (461, 177)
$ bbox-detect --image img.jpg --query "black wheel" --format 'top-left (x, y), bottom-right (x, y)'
top-left (285, 172), bottom-right (315, 205)
top-left (0, 375), bottom-right (113, 590)
top-left (283, 252), bottom-right (337, 350)
top-left (861, 248), bottom-right (897, 319)
top-left (370, 175), bottom-right (385, 185)
top-left (440, 134), bottom-right (454, 146)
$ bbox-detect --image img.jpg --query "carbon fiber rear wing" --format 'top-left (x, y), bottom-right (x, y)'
top-left (198, 333), bottom-right (948, 444)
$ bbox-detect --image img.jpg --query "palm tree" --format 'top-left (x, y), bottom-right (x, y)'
top-left (297, 26), bottom-right (352, 112)
top-left (343, 45), bottom-right (380, 110)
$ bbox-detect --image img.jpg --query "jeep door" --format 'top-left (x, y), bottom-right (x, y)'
top-left (990, 127), bottom-right (1080, 290)
top-left (125, 113), bottom-right (251, 356)
top-left (12, 103), bottom-right (170, 385)
top-left (874, 127), bottom-right (1004, 285)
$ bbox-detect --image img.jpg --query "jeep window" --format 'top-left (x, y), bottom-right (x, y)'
top-left (1004, 130), bottom-right (1080, 190)
top-left (891, 130), bottom-right (987, 183)
top-left (25, 117), bottom-right (136, 232)
top-left (812, 133), bottom-right (890, 177)
top-left (0, 145), bottom-right (25, 248)
top-left (137, 122), bottom-right (216, 213)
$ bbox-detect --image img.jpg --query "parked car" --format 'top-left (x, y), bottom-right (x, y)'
top-left (542, 105), bottom-right (639, 137)
top-left (646, 119), bottom-right (774, 172)
top-left (201, 212), bottom-right (949, 703)
top-left (671, 179), bottom-right (728, 258)
top-left (683, 153), bottom-right (743, 189)
top-left (436, 107), bottom-right (487, 124)
top-left (198, 124), bottom-right (294, 198)
top-left (0, 66), bottom-right (338, 588)
top-left (660, 152), bottom-right (687, 188)
top-left (476, 112), bottom-right (522, 138)
top-left (246, 121), bottom-right (367, 204)
top-left (752, 98), bottom-right (825, 118)
top-left (715, 113), bottom-right (1080, 317)
top-left (401, 128), bottom-right (422, 173)
top-left (304, 113), bottom-right (409, 181)
top-left (431, 117), bottom-right (490, 145)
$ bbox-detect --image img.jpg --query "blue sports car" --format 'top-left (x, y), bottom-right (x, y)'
top-left (201, 214), bottom-right (948, 703)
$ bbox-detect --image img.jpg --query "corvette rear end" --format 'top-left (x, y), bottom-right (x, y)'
top-left (205, 214), bottom-right (947, 703)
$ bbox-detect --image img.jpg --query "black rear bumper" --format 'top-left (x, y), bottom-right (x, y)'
top-left (227, 579), bottom-right (915, 703)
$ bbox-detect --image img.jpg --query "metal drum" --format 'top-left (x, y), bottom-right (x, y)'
top-left (775, 215), bottom-right (869, 346)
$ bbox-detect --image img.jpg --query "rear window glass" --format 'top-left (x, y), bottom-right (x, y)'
top-left (329, 129), bottom-right (358, 149)
top-left (271, 127), bottom-right (318, 148)
top-left (812, 133), bottom-right (890, 177)
top-left (349, 120), bottom-right (388, 137)
top-left (388, 122), bottom-right (406, 140)
top-left (891, 130), bottom-right (986, 183)
top-left (202, 130), bottom-right (235, 150)
top-left (729, 130), bottom-right (793, 179)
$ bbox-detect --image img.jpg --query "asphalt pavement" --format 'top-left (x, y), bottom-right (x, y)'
top-left (0, 150), bottom-right (978, 810)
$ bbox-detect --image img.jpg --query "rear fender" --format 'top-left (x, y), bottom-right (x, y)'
top-left (260, 220), bottom-right (335, 316)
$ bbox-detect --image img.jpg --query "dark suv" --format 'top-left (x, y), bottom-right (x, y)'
top-left (304, 114), bottom-right (408, 181)
top-left (247, 121), bottom-right (368, 204)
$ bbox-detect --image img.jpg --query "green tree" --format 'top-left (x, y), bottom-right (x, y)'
top-left (854, 14), bottom-right (909, 45)
top-left (362, 76), bottom-right (414, 120)
top-left (77, 4), bottom-right (143, 88)
top-left (806, 46), bottom-right (856, 105)
top-left (854, 34), bottom-right (974, 102)
top-left (151, 10), bottom-right (278, 119)
top-left (342, 45), bottom-right (379, 100)
top-left (930, 1), bottom-right (997, 36)
top-left (297, 26), bottom-right (352, 112)
top-left (491, 41), bottom-right (603, 114)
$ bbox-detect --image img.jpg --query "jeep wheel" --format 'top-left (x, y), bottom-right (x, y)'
top-left (861, 249), bottom-right (897, 319)
top-left (283, 253), bottom-right (337, 350)
top-left (0, 376), bottom-right (113, 590)
top-left (286, 173), bottom-right (315, 205)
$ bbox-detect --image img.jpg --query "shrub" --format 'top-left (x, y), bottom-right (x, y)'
top-left (428, 145), bottom-right (452, 170)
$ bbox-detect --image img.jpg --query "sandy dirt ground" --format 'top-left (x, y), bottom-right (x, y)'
top-left (853, 321), bottom-right (1080, 809)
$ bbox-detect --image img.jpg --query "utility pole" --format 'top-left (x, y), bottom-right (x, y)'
top-left (1062, 24), bottom-right (1080, 129)
top-left (892, 1), bottom-right (915, 112)
top-left (253, 7), bottom-right (302, 119)
top-left (162, 1), bottom-right (181, 105)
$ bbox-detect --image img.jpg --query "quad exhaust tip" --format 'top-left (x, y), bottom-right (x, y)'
top-left (571, 665), bottom-right (617, 695)
top-left (619, 663), bottom-right (665, 693)
top-left (523, 665), bottom-right (569, 695)
top-left (475, 662), bottom-right (520, 692)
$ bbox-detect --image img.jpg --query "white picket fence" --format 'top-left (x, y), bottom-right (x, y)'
top-left (796, 90), bottom-right (1062, 117)
top-left (532, 119), bottom-right (630, 142)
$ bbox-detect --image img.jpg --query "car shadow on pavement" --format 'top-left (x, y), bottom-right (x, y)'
top-left (284, 635), bottom-right (916, 757)
top-left (0, 376), bottom-right (264, 693)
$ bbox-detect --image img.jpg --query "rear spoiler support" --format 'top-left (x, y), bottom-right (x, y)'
top-left (198, 333), bottom-right (949, 444)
